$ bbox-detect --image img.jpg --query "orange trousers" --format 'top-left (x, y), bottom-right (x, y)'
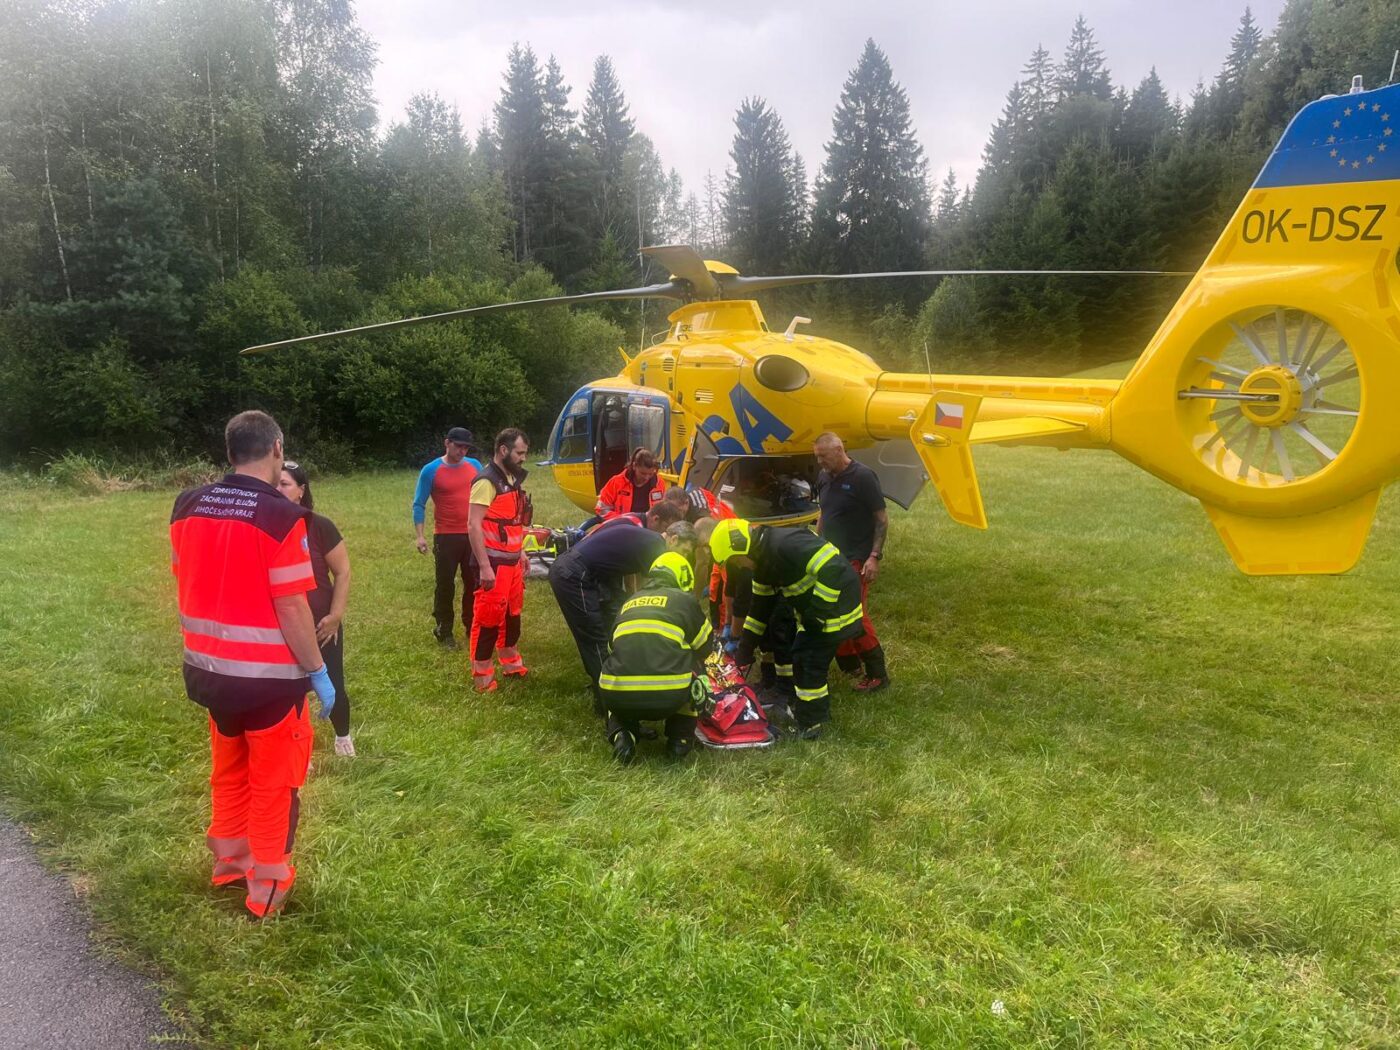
top-left (471, 559), bottom-right (526, 687)
top-left (206, 700), bottom-right (311, 916)
top-left (834, 559), bottom-right (880, 657)
top-left (710, 563), bottom-right (728, 626)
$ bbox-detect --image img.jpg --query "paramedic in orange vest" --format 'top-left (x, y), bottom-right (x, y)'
top-left (595, 447), bottom-right (668, 519)
top-left (170, 410), bottom-right (336, 918)
top-left (467, 428), bottom-right (532, 693)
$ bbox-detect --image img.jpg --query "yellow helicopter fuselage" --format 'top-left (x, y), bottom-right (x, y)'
top-left (548, 81), bottom-right (1400, 574)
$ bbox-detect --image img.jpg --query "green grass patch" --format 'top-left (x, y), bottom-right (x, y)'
top-left (3, 452), bottom-right (1400, 1047)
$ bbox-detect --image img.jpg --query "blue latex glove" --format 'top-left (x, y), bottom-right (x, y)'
top-left (308, 665), bottom-right (336, 719)
top-left (720, 624), bottom-right (741, 655)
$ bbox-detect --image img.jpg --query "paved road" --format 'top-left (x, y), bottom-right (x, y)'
top-left (0, 817), bottom-right (178, 1048)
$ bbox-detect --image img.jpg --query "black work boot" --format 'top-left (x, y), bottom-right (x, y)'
top-left (854, 645), bottom-right (890, 693)
top-left (667, 735), bottom-right (694, 759)
top-left (610, 728), bottom-right (636, 765)
top-left (794, 694), bottom-right (831, 740)
top-left (756, 683), bottom-right (796, 729)
top-left (434, 626), bottom-right (457, 649)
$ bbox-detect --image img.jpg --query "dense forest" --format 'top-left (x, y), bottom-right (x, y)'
top-left (1, 0), bottom-right (1397, 467)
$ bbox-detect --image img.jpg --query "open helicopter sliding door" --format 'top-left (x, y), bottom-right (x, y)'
top-left (847, 440), bottom-right (928, 510)
top-left (679, 431), bottom-right (723, 496)
top-left (590, 390), bottom-right (671, 491)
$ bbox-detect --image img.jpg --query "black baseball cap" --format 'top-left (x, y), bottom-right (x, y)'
top-left (446, 427), bottom-right (474, 446)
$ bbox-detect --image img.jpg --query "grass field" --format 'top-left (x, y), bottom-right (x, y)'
top-left (3, 431), bottom-right (1400, 1047)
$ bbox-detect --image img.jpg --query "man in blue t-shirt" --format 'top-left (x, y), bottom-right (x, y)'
top-left (411, 426), bottom-right (483, 648)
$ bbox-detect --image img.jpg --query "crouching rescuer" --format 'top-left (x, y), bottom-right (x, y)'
top-left (467, 428), bottom-right (532, 692)
top-left (599, 552), bottom-right (713, 763)
top-left (707, 519), bottom-right (864, 739)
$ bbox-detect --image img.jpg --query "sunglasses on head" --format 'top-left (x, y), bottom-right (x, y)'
top-left (283, 460), bottom-right (300, 471)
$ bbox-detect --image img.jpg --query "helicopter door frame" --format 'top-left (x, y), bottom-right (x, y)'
top-left (677, 431), bottom-right (721, 493)
top-left (543, 389), bottom-right (594, 467)
top-left (705, 452), bottom-right (820, 526)
top-left (588, 388), bottom-right (672, 491)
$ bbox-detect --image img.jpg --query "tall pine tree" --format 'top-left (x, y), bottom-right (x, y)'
top-left (1209, 7), bottom-right (1262, 136)
top-left (722, 97), bottom-right (802, 273)
top-left (493, 43), bottom-right (545, 264)
top-left (810, 39), bottom-right (930, 284)
top-left (1056, 16), bottom-right (1112, 100)
top-left (581, 56), bottom-right (635, 246)
top-left (535, 56), bottom-right (590, 282)
top-left (1119, 68), bottom-right (1177, 162)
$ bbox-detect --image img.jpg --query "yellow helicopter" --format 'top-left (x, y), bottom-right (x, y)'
top-left (244, 78), bottom-right (1400, 576)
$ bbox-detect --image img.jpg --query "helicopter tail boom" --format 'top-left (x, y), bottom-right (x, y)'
top-left (863, 80), bottom-right (1400, 573)
top-left (1104, 79), bottom-right (1400, 573)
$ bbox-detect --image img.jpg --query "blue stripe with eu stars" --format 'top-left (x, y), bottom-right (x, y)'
top-left (1253, 83), bottom-right (1400, 188)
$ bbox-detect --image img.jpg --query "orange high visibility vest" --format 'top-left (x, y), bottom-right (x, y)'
top-left (478, 462), bottom-right (531, 563)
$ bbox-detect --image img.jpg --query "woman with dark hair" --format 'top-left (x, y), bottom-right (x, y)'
top-left (594, 447), bottom-right (669, 520)
top-left (277, 461), bottom-right (356, 756)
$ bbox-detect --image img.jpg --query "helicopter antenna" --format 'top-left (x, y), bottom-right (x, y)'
top-left (1390, 49), bottom-right (1399, 85)
top-left (637, 194), bottom-right (647, 353)
top-left (923, 338), bottom-right (933, 391)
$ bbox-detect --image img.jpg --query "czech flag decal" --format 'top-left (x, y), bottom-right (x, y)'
top-left (935, 401), bottom-right (965, 429)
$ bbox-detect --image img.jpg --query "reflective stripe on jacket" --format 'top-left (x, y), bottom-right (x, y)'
top-left (599, 584), bottom-right (712, 700)
top-left (170, 474), bottom-right (314, 711)
top-left (744, 526), bottom-right (863, 638)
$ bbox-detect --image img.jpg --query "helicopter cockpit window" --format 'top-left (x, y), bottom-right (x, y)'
top-left (555, 397), bottom-right (591, 462)
top-left (628, 403), bottom-right (667, 462)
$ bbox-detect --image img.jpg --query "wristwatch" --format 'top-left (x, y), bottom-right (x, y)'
top-left (871, 552), bottom-right (883, 560)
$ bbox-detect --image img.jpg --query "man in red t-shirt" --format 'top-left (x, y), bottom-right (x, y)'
top-left (413, 427), bottom-right (482, 648)
top-left (170, 410), bottom-right (336, 918)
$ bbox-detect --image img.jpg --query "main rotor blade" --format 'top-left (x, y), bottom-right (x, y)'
top-left (721, 269), bottom-right (1192, 294)
top-left (240, 282), bottom-right (687, 355)
top-left (639, 245), bottom-right (721, 299)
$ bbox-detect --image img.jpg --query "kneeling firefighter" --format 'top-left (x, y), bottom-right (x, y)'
top-left (598, 552), bottom-right (713, 763)
top-left (708, 519), bottom-right (864, 739)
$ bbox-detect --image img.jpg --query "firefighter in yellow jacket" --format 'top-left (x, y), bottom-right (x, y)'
top-left (598, 552), bottom-right (713, 763)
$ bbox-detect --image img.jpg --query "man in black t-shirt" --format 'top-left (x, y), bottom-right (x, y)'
top-left (548, 503), bottom-right (686, 712)
top-left (814, 432), bottom-right (890, 691)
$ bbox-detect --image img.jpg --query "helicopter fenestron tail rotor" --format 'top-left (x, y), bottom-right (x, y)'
top-left (1176, 307), bottom-right (1359, 487)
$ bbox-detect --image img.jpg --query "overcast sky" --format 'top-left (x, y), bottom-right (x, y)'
top-left (357, 0), bottom-right (1291, 199)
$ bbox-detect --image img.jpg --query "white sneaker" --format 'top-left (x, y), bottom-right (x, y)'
top-left (334, 735), bottom-right (356, 757)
